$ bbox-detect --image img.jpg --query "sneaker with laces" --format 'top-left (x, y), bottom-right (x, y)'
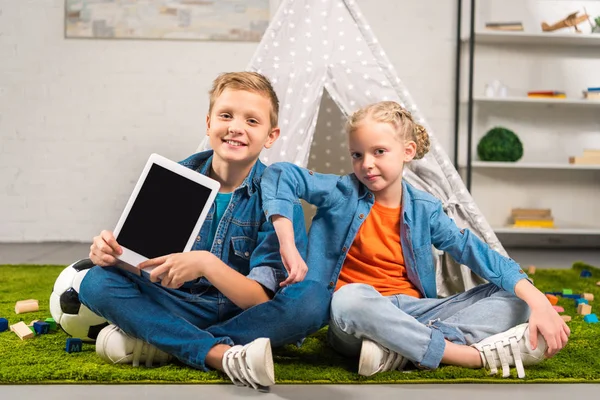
top-left (358, 338), bottom-right (408, 376)
top-left (96, 324), bottom-right (171, 367)
top-left (471, 323), bottom-right (546, 378)
top-left (222, 338), bottom-right (275, 391)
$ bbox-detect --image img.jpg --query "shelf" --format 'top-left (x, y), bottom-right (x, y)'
top-left (494, 226), bottom-right (600, 248)
top-left (464, 31), bottom-right (600, 47)
top-left (468, 161), bottom-right (600, 170)
top-left (473, 96), bottom-right (600, 108)
top-left (494, 227), bottom-right (600, 235)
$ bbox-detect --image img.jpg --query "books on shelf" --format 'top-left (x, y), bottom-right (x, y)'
top-left (583, 89), bottom-right (600, 100)
top-left (485, 22), bottom-right (524, 31)
top-left (527, 91), bottom-right (566, 98)
top-left (510, 208), bottom-right (555, 229)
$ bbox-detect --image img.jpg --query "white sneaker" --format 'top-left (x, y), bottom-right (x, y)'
top-left (358, 338), bottom-right (408, 376)
top-left (472, 323), bottom-right (546, 379)
top-left (222, 338), bottom-right (275, 391)
top-left (96, 324), bottom-right (171, 367)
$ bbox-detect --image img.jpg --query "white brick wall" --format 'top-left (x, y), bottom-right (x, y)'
top-left (0, 0), bottom-right (458, 242)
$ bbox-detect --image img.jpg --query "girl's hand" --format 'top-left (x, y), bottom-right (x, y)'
top-left (279, 242), bottom-right (308, 287)
top-left (527, 303), bottom-right (570, 358)
top-left (138, 251), bottom-right (211, 289)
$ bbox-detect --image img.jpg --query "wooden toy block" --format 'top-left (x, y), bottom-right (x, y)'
top-left (596, 281), bottom-right (600, 286)
top-left (580, 270), bottom-right (592, 278)
top-left (553, 305), bottom-right (565, 313)
top-left (44, 318), bottom-right (57, 331)
top-left (584, 314), bottom-right (599, 323)
top-left (577, 303), bottom-right (592, 316)
top-left (65, 338), bottom-right (83, 353)
top-left (563, 294), bottom-right (581, 299)
top-left (583, 293), bottom-right (594, 302)
top-left (528, 265), bottom-right (536, 275)
top-left (560, 315), bottom-right (572, 322)
top-left (10, 321), bottom-right (34, 340)
top-left (33, 321), bottom-right (50, 335)
top-left (0, 318), bottom-right (8, 332)
top-left (546, 294), bottom-right (559, 305)
top-left (15, 299), bottom-right (39, 314)
top-left (562, 289), bottom-right (573, 295)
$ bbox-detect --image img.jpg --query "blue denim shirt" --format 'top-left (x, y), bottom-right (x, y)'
top-left (261, 162), bottom-right (528, 298)
top-left (178, 152), bottom-right (307, 295)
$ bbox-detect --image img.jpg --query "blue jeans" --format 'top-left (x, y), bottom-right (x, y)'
top-left (328, 283), bottom-right (530, 370)
top-left (79, 266), bottom-right (330, 371)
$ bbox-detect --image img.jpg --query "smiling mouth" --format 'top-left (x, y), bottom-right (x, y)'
top-left (223, 139), bottom-right (247, 147)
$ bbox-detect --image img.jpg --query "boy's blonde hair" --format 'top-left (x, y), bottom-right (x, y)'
top-left (346, 101), bottom-right (431, 160)
top-left (208, 72), bottom-right (279, 128)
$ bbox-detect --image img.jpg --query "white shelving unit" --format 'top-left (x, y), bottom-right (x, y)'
top-left (474, 96), bottom-right (600, 108)
top-left (469, 31), bottom-right (600, 46)
top-left (460, 14), bottom-right (600, 249)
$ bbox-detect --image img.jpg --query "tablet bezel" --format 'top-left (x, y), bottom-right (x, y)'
top-left (113, 153), bottom-right (220, 271)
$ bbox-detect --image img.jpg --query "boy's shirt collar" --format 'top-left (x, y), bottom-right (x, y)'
top-left (180, 149), bottom-right (264, 196)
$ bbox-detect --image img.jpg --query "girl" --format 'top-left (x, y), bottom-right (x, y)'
top-left (260, 101), bottom-right (569, 379)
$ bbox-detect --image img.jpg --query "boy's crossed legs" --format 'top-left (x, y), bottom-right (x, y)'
top-left (328, 282), bottom-right (542, 378)
top-left (80, 266), bottom-right (330, 389)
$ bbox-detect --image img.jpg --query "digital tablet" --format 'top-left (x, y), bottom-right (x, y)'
top-left (113, 153), bottom-right (220, 273)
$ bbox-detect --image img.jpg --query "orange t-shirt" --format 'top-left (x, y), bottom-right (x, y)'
top-left (335, 202), bottom-right (422, 298)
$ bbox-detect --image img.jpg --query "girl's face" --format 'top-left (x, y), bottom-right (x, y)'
top-left (348, 119), bottom-right (416, 201)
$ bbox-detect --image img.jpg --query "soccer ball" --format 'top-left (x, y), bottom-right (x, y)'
top-left (49, 259), bottom-right (109, 342)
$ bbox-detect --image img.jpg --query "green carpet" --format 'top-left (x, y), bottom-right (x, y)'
top-left (1, 262), bottom-right (599, 384)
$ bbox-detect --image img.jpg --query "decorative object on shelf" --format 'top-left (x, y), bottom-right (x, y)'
top-left (527, 90), bottom-right (566, 99)
top-left (485, 22), bottom-right (524, 31)
top-left (477, 127), bottom-right (523, 162)
top-left (484, 80), bottom-right (508, 98)
top-left (583, 87), bottom-right (600, 100)
top-left (593, 16), bottom-right (600, 33)
top-left (541, 11), bottom-right (589, 33)
top-left (510, 208), bottom-right (555, 229)
top-left (569, 149), bottom-right (600, 165)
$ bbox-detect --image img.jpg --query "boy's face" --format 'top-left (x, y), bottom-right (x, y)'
top-left (348, 119), bottom-right (416, 197)
top-left (206, 88), bottom-right (279, 166)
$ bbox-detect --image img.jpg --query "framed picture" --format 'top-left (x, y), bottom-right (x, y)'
top-left (65, 0), bottom-right (271, 42)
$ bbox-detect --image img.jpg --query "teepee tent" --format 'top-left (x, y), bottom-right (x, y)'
top-left (202, 0), bottom-right (501, 296)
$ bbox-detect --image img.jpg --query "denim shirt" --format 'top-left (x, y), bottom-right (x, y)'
top-left (261, 162), bottom-right (528, 298)
top-left (178, 152), bottom-right (307, 295)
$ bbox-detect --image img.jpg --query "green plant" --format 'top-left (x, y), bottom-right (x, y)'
top-left (477, 126), bottom-right (523, 162)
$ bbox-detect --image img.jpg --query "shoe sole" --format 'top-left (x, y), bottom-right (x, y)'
top-left (245, 338), bottom-right (275, 387)
top-left (358, 339), bottom-right (380, 376)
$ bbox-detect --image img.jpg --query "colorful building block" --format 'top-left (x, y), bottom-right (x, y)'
top-left (560, 315), bottom-right (572, 322)
top-left (44, 318), bottom-right (57, 331)
top-left (577, 303), bottom-right (592, 316)
top-left (65, 338), bottom-right (83, 353)
top-left (552, 305), bottom-right (564, 313)
top-left (584, 314), bottom-right (599, 323)
top-left (580, 270), bottom-right (592, 278)
top-left (576, 298), bottom-right (589, 306)
top-left (596, 281), bottom-right (600, 286)
top-left (0, 318), bottom-right (8, 332)
top-left (583, 293), bottom-right (594, 302)
top-left (33, 321), bottom-right (50, 335)
top-left (562, 289), bottom-right (573, 295)
top-left (10, 321), bottom-right (34, 340)
top-left (546, 294), bottom-right (559, 305)
top-left (528, 265), bottom-right (536, 275)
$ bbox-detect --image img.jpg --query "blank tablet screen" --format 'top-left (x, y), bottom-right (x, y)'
top-left (117, 164), bottom-right (213, 259)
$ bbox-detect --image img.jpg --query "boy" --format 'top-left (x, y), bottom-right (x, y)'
top-left (80, 72), bottom-right (329, 390)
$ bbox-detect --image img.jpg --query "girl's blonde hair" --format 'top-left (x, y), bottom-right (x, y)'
top-left (346, 101), bottom-right (430, 160)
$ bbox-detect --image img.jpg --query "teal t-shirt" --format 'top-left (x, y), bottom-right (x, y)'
top-left (207, 192), bottom-right (232, 246)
